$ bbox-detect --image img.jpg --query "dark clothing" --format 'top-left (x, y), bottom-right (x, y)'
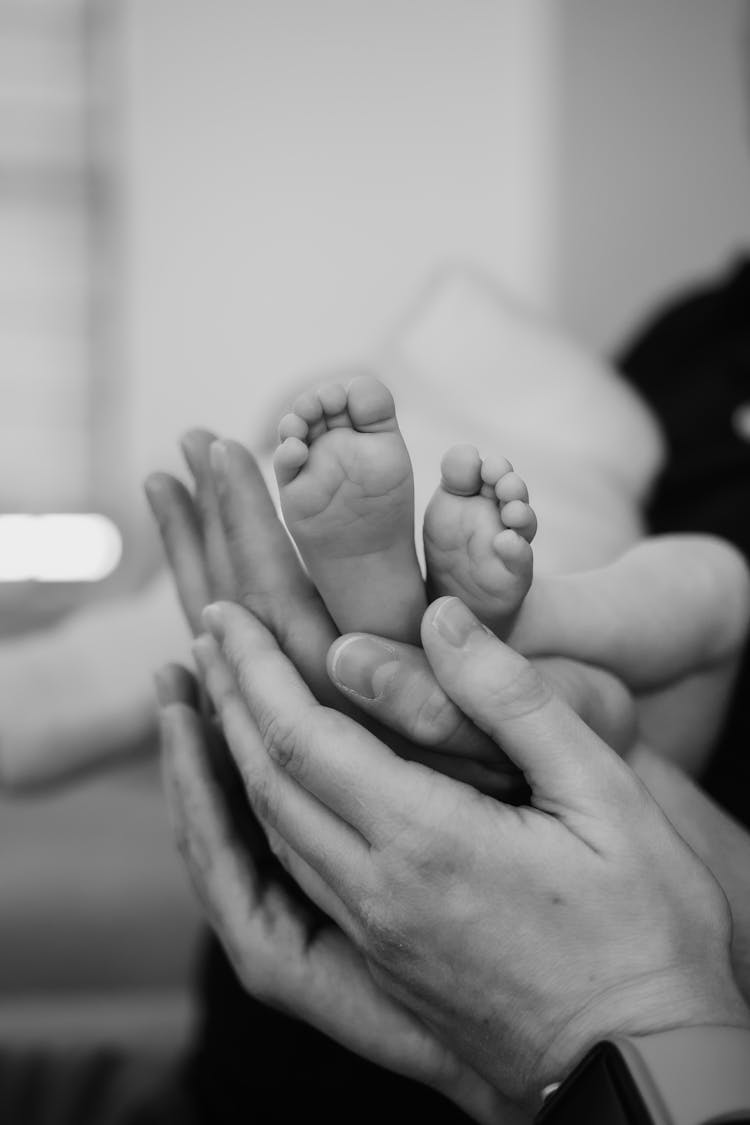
top-left (0, 1049), bottom-right (190, 1125)
top-left (185, 938), bottom-right (475, 1125)
top-left (619, 256), bottom-right (750, 824)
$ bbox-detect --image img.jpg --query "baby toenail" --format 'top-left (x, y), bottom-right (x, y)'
top-left (432, 598), bottom-right (489, 647)
top-left (330, 635), bottom-right (399, 701)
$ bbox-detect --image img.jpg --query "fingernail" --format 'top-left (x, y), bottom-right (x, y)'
top-left (329, 635), bottom-right (398, 701)
top-left (431, 598), bottom-right (487, 647)
top-left (202, 603), bottom-right (225, 641)
top-left (209, 440), bottom-right (229, 477)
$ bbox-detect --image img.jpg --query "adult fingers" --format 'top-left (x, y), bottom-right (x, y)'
top-left (262, 822), bottom-right (358, 937)
top-left (159, 685), bottom-right (265, 942)
top-left (180, 428), bottom-right (237, 601)
top-left (159, 687), bottom-right (353, 985)
top-left (154, 660), bottom-right (201, 709)
top-left (327, 635), bottom-right (635, 766)
top-left (209, 439), bottom-right (311, 607)
top-left (420, 598), bottom-right (639, 820)
top-left (145, 472), bottom-right (211, 634)
top-left (327, 633), bottom-right (509, 766)
top-left (192, 627), bottom-right (374, 899)
top-left (208, 438), bottom-right (340, 706)
top-left (202, 601), bottom-right (435, 850)
top-left (156, 660), bottom-right (354, 928)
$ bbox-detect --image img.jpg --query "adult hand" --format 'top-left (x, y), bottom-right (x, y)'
top-left (187, 594), bottom-right (749, 1111)
top-left (158, 659), bottom-right (518, 1125)
top-left (150, 435), bottom-right (526, 1119)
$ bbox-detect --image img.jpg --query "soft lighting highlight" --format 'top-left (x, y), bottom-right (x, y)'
top-left (0, 514), bottom-right (123, 582)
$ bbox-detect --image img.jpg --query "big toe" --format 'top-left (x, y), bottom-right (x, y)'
top-left (346, 374), bottom-right (398, 431)
top-left (440, 444), bottom-right (483, 496)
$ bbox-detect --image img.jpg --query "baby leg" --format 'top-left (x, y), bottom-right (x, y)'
top-left (512, 535), bottom-right (750, 689)
top-left (274, 375), bottom-right (426, 643)
top-left (510, 535), bottom-right (750, 771)
top-left (423, 444), bottom-right (537, 638)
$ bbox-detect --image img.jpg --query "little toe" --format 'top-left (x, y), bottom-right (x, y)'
top-left (292, 390), bottom-right (323, 424)
top-left (274, 436), bottom-right (309, 486)
top-left (495, 471), bottom-right (529, 505)
top-left (500, 499), bottom-right (538, 543)
top-left (318, 382), bottom-right (350, 429)
top-left (440, 444), bottom-right (483, 496)
top-left (492, 528), bottom-right (533, 576)
top-left (346, 374), bottom-right (399, 433)
top-left (278, 412), bottom-right (308, 444)
top-left (292, 390), bottom-right (326, 441)
top-left (480, 454), bottom-right (514, 488)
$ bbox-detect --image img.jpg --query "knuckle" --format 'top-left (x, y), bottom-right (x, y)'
top-left (358, 890), bottom-right (413, 969)
top-left (411, 685), bottom-right (466, 747)
top-left (255, 706), bottom-right (298, 768)
top-left (490, 660), bottom-right (552, 719)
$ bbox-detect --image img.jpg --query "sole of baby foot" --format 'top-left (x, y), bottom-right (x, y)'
top-left (274, 374), bottom-right (426, 643)
top-left (423, 443), bottom-right (536, 637)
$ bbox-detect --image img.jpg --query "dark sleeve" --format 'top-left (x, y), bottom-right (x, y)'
top-left (614, 257), bottom-right (750, 827)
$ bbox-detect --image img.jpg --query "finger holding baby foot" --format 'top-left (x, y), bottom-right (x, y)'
top-left (274, 374), bottom-right (426, 645)
top-left (325, 628), bottom-right (636, 795)
top-left (424, 444), bottom-right (537, 638)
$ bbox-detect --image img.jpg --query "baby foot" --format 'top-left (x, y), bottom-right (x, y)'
top-left (424, 444), bottom-right (536, 637)
top-left (274, 374), bottom-right (426, 643)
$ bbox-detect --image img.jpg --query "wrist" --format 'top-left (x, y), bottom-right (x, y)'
top-left (439, 1066), bottom-right (528, 1125)
top-left (527, 967), bottom-right (750, 1107)
top-left (536, 1024), bottom-right (750, 1124)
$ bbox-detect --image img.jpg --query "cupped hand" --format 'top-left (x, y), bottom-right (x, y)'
top-left (158, 660), bottom-right (519, 1125)
top-left (192, 594), bottom-right (749, 1111)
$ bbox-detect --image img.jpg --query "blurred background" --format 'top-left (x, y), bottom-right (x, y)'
top-left (0, 0), bottom-right (747, 1080)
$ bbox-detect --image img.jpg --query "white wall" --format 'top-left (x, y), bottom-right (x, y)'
top-left (118, 0), bottom-right (750, 524)
top-left (119, 0), bottom-right (560, 495)
top-left (557, 0), bottom-right (750, 352)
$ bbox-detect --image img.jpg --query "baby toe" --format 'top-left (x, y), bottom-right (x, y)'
top-left (318, 382), bottom-right (350, 428)
top-left (292, 390), bottom-right (324, 425)
top-left (492, 528), bottom-right (533, 575)
top-left (500, 500), bottom-right (537, 543)
top-left (346, 374), bottom-right (398, 431)
top-left (278, 412), bottom-right (309, 444)
top-left (480, 454), bottom-right (514, 488)
top-left (440, 444), bottom-right (483, 496)
top-left (495, 471), bottom-right (529, 505)
top-left (273, 436), bottom-right (309, 486)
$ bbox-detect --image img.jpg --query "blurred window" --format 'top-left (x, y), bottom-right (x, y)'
top-left (0, 1), bottom-right (118, 515)
top-left (0, 0), bottom-right (123, 595)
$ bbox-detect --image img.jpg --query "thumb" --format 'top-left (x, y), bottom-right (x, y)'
top-left (421, 598), bottom-right (636, 816)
